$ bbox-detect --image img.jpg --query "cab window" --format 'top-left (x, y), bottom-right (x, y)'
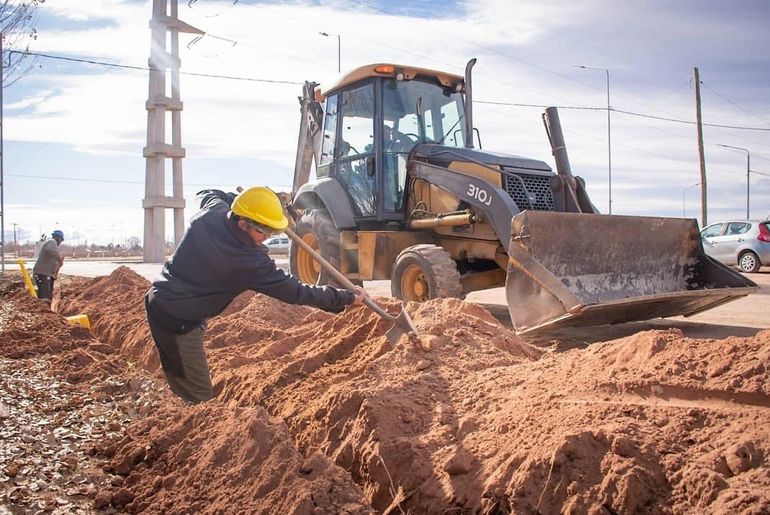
top-left (319, 94), bottom-right (338, 171)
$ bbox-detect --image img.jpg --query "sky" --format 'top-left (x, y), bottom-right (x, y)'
top-left (2, 0), bottom-right (769, 247)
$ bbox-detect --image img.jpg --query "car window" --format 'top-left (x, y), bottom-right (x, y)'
top-left (701, 224), bottom-right (724, 238)
top-left (726, 222), bottom-right (751, 235)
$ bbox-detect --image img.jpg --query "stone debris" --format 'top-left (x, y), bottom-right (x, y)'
top-left (0, 355), bottom-right (162, 514)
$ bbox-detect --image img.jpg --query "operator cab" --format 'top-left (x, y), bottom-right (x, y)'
top-left (316, 65), bottom-right (467, 223)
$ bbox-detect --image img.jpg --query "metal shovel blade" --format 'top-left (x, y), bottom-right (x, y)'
top-left (383, 305), bottom-right (419, 346)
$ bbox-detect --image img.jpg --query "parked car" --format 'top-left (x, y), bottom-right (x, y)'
top-left (700, 219), bottom-right (770, 273)
top-left (264, 235), bottom-right (289, 253)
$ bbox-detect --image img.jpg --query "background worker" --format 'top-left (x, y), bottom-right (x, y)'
top-left (144, 186), bottom-right (366, 404)
top-left (32, 230), bottom-right (65, 304)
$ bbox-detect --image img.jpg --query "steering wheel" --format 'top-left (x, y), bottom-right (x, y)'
top-left (398, 132), bottom-right (421, 143)
top-left (389, 131), bottom-right (421, 153)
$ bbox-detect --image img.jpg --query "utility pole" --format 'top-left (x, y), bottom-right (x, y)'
top-left (694, 67), bottom-right (707, 227)
top-left (0, 34), bottom-right (5, 273)
top-left (12, 222), bottom-right (16, 258)
top-left (143, 0), bottom-right (202, 262)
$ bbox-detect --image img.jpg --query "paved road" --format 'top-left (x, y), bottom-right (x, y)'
top-left (5, 256), bottom-right (291, 282)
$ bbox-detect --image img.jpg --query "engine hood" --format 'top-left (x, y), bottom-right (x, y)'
top-left (411, 143), bottom-right (552, 173)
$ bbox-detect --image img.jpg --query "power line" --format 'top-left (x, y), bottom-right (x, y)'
top-left (14, 50), bottom-right (303, 85)
top-left (476, 100), bottom-right (604, 111)
top-left (477, 98), bottom-right (770, 131)
top-left (13, 51), bottom-right (770, 132)
top-left (610, 108), bottom-right (770, 131)
top-left (702, 81), bottom-right (770, 126)
top-left (8, 173), bottom-right (295, 190)
top-left (7, 173), bottom-right (206, 186)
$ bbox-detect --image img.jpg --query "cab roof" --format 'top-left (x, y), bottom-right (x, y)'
top-left (317, 63), bottom-right (464, 100)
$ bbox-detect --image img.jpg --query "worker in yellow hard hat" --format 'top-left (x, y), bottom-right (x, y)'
top-left (144, 187), bottom-right (365, 404)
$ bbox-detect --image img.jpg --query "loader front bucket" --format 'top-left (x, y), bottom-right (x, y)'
top-left (505, 211), bottom-right (757, 334)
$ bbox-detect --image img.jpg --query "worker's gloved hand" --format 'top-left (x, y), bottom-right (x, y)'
top-left (351, 286), bottom-right (367, 305)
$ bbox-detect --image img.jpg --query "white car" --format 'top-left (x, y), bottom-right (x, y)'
top-left (701, 220), bottom-right (770, 273)
top-left (264, 235), bottom-right (290, 253)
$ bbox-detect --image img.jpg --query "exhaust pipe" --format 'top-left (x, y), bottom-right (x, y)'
top-left (543, 106), bottom-right (581, 213)
top-left (463, 58), bottom-right (477, 148)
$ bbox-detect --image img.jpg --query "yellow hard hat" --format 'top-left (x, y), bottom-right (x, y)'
top-left (231, 186), bottom-right (289, 230)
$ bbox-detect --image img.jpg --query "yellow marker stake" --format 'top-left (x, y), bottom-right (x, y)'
top-left (17, 259), bottom-right (38, 298)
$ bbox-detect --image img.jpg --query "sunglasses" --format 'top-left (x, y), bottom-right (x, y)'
top-left (242, 218), bottom-right (281, 236)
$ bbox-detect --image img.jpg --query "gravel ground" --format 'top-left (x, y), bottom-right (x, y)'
top-left (0, 355), bottom-right (164, 514)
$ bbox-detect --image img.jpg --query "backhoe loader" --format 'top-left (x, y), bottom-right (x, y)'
top-left (288, 59), bottom-right (756, 334)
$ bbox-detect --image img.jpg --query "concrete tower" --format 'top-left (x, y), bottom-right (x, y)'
top-left (143, 0), bottom-right (202, 262)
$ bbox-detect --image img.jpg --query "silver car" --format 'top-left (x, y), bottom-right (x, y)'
top-left (701, 219), bottom-right (770, 273)
top-left (265, 235), bottom-right (290, 254)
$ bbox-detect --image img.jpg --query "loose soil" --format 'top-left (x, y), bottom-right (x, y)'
top-left (1, 266), bottom-right (769, 513)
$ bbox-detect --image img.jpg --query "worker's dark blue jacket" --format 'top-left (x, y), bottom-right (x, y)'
top-left (146, 190), bottom-right (353, 333)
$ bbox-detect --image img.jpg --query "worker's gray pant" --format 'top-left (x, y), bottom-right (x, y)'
top-left (148, 321), bottom-right (214, 404)
top-left (33, 274), bottom-right (55, 303)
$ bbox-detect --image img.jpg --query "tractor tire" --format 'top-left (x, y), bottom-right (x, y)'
top-left (738, 250), bottom-right (761, 273)
top-left (391, 244), bottom-right (463, 302)
top-left (289, 209), bottom-right (344, 287)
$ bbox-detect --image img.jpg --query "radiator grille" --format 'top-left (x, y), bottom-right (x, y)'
top-left (502, 172), bottom-right (554, 211)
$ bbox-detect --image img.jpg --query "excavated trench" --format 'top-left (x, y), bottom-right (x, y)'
top-left (40, 266), bottom-right (770, 513)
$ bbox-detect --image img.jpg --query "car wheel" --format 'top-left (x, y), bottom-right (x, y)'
top-left (738, 250), bottom-right (760, 273)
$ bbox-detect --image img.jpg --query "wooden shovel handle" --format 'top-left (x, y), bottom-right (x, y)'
top-left (285, 228), bottom-right (357, 290)
top-left (284, 228), bottom-right (394, 321)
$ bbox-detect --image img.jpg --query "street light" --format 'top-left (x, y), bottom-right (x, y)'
top-left (319, 32), bottom-right (341, 73)
top-left (682, 182), bottom-right (700, 218)
top-left (577, 65), bottom-right (612, 214)
top-left (716, 144), bottom-right (750, 219)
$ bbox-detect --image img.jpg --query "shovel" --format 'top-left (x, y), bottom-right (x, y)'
top-left (284, 227), bottom-right (419, 346)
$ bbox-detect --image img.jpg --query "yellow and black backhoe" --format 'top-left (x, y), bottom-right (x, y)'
top-left (288, 59), bottom-right (756, 334)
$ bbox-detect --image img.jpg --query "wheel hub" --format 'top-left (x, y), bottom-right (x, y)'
top-left (297, 233), bottom-right (321, 283)
top-left (401, 265), bottom-right (429, 302)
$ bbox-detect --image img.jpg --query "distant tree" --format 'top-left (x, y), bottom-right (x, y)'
top-left (1, 0), bottom-right (45, 87)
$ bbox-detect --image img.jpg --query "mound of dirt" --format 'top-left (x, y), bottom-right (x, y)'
top-left (108, 403), bottom-right (372, 514)
top-left (58, 267), bottom-right (157, 370)
top-left (46, 269), bottom-right (770, 513)
top-left (0, 293), bottom-right (94, 359)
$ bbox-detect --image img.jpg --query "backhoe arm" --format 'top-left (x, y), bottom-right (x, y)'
top-left (293, 81), bottom-right (324, 193)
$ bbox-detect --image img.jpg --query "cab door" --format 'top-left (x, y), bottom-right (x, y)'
top-left (334, 82), bottom-right (377, 218)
